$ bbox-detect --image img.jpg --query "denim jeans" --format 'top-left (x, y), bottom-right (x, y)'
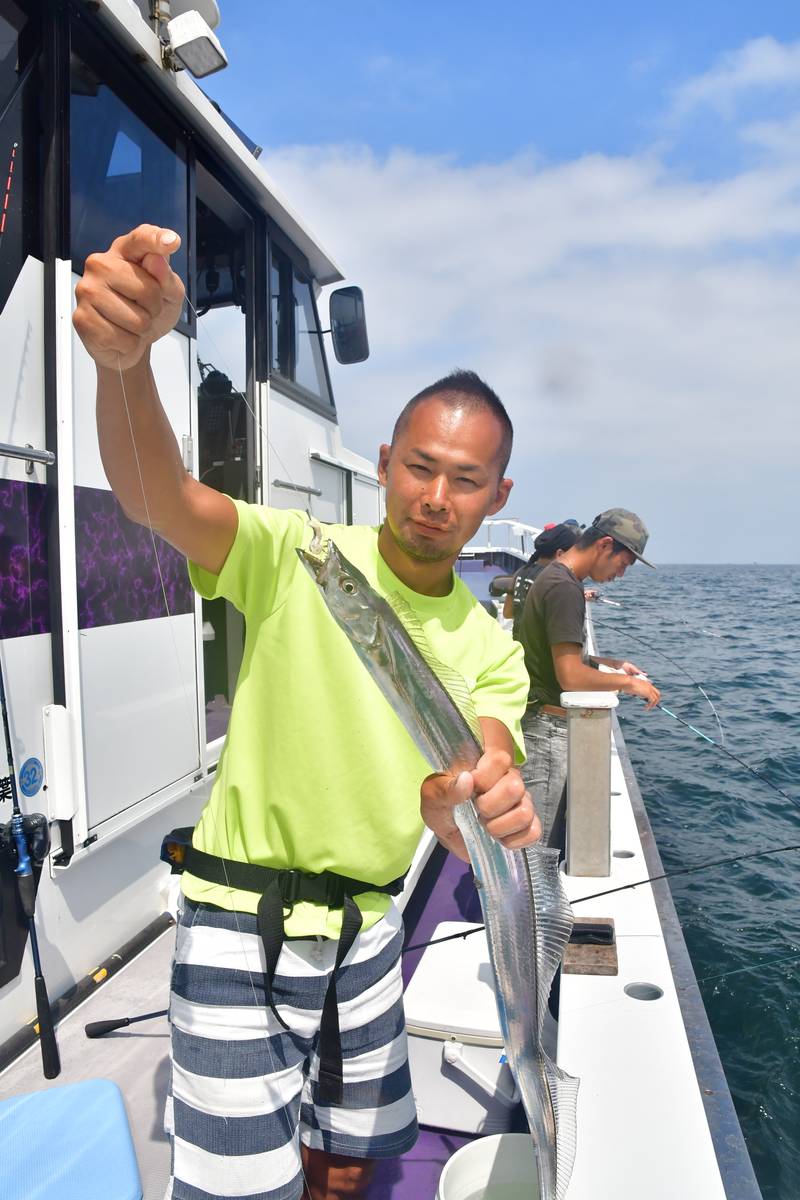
top-left (521, 710), bottom-right (569, 850)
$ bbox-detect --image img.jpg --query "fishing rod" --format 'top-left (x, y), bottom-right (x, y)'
top-left (89, 940), bottom-right (800, 1040)
top-left (85, 1008), bottom-right (167, 1038)
top-left (597, 596), bottom-right (726, 640)
top-left (402, 838), bottom-right (800, 953)
top-left (656, 704), bottom-right (795, 807)
top-left (0, 656), bottom-right (60, 1078)
top-left (595, 606), bottom-right (726, 743)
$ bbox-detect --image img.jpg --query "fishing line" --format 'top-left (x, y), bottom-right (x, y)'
top-left (598, 596), bottom-right (726, 639)
top-left (657, 704), bottom-right (796, 807)
top-left (594, 607), bottom-right (726, 744)
top-left (116, 349), bottom-right (309, 1185)
top-left (571, 840), bottom-right (800, 905)
top-left (692, 949), bottom-right (800, 989)
top-left (402, 840), bottom-right (800, 953)
top-left (405, 923), bottom-right (800, 995)
top-left (115, 261), bottom-right (357, 1182)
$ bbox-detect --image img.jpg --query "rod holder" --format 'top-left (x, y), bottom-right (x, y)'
top-left (561, 691), bottom-right (618, 877)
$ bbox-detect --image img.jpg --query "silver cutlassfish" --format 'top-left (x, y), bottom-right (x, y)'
top-left (298, 529), bottom-right (579, 1200)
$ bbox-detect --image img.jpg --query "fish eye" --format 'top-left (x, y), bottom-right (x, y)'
top-left (339, 576), bottom-right (358, 595)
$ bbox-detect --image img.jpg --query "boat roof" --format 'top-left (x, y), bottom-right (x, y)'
top-left (93, 0), bottom-right (344, 285)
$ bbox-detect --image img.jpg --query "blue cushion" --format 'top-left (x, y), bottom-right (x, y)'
top-left (0, 1078), bottom-right (142, 1200)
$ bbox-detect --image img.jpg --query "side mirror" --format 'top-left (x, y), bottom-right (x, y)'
top-left (329, 286), bottom-right (369, 364)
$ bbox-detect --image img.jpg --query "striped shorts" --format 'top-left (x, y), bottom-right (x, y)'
top-left (164, 897), bottom-right (418, 1200)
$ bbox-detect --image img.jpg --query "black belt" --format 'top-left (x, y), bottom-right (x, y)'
top-left (163, 832), bottom-right (404, 1105)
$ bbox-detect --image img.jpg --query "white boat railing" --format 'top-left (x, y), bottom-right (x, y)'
top-left (464, 518), bottom-right (542, 560)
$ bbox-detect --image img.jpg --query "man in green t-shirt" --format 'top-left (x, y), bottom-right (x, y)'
top-left (74, 225), bottom-right (540, 1200)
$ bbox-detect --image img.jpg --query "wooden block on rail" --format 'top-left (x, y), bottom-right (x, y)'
top-left (563, 917), bottom-right (618, 976)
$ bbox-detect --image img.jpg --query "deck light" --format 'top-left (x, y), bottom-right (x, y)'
top-left (166, 10), bottom-right (228, 78)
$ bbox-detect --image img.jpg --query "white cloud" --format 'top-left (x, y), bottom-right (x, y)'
top-left (671, 36), bottom-right (800, 119)
top-left (741, 113), bottom-right (800, 159)
top-left (256, 50), bottom-right (800, 563)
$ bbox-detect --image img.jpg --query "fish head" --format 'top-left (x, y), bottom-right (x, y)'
top-left (297, 537), bottom-right (381, 649)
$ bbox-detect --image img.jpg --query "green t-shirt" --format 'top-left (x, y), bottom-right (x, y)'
top-left (184, 501), bottom-right (528, 936)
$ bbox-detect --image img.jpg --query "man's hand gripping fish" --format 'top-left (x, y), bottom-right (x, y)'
top-left (298, 527), bottom-right (579, 1200)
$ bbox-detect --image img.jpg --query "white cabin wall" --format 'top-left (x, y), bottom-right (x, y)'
top-left (0, 783), bottom-right (208, 1048)
top-left (70, 309), bottom-right (201, 829)
top-left (267, 386), bottom-right (382, 524)
top-left (352, 476), bottom-right (384, 525)
top-left (0, 1), bottom-right (377, 1055)
top-left (0, 259), bottom-right (210, 1047)
top-left (0, 256), bottom-right (53, 790)
top-left (0, 257), bottom-right (47, 475)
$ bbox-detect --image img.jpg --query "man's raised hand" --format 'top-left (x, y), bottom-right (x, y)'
top-left (73, 225), bottom-right (185, 371)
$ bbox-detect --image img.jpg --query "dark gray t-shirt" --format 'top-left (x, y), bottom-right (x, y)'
top-left (518, 561), bottom-right (585, 708)
top-left (510, 559), bottom-right (547, 640)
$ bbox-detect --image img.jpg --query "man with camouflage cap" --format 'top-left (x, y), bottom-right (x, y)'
top-left (517, 509), bottom-right (661, 849)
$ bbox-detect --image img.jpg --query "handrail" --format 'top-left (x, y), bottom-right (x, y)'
top-left (0, 441), bottom-right (56, 469)
top-left (272, 478), bottom-right (322, 497)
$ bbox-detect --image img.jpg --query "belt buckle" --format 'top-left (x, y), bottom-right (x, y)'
top-left (279, 868), bottom-right (334, 908)
top-left (278, 869), bottom-right (303, 909)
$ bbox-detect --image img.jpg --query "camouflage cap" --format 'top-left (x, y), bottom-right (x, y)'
top-left (591, 508), bottom-right (655, 568)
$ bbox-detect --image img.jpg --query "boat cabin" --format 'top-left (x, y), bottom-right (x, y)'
top-left (0, 0), bottom-right (377, 1049)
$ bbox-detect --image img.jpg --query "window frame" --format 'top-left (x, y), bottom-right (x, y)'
top-left (68, 13), bottom-right (194, 338)
top-left (193, 152), bottom-right (259, 506)
top-left (64, 10), bottom-right (339, 417)
top-left (266, 222), bottom-right (337, 422)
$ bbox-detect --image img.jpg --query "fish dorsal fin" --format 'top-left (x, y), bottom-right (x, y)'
top-left (385, 591), bottom-right (484, 748)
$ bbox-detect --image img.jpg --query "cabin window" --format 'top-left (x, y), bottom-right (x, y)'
top-left (268, 242), bottom-right (333, 413)
top-left (69, 52), bottom-right (188, 289)
top-left (0, 0), bottom-right (40, 314)
top-left (194, 164), bottom-right (255, 748)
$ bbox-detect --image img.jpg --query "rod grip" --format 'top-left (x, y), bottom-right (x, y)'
top-left (34, 974), bottom-right (61, 1079)
top-left (84, 1017), bottom-right (131, 1038)
top-left (16, 871), bottom-right (36, 920)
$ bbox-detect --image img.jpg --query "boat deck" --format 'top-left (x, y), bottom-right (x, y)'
top-left (0, 846), bottom-right (487, 1200)
top-left (0, 697), bottom-right (761, 1199)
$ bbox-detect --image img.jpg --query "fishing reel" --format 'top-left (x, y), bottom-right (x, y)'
top-left (0, 812), bottom-right (50, 867)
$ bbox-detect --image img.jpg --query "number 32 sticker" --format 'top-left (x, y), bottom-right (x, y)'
top-left (19, 757), bottom-right (44, 798)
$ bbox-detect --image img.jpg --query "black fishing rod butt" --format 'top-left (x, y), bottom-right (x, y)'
top-left (35, 975), bottom-right (61, 1078)
top-left (85, 1017), bottom-right (130, 1038)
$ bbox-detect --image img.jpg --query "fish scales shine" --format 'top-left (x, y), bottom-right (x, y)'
top-left (298, 533), bottom-right (579, 1200)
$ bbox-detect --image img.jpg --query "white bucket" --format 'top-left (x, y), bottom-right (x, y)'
top-left (436, 1133), bottom-right (540, 1200)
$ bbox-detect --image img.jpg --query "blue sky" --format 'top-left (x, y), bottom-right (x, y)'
top-left (204, 5), bottom-right (800, 562)
top-left (210, 2), bottom-right (799, 166)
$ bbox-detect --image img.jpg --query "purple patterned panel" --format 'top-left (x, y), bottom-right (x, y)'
top-left (75, 486), bottom-right (194, 629)
top-left (0, 480), bottom-right (50, 639)
top-left (368, 1128), bottom-right (471, 1199)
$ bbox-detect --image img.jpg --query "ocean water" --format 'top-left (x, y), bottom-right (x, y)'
top-left (592, 563), bottom-right (800, 1200)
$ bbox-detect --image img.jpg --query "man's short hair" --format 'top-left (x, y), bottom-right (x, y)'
top-left (391, 369), bottom-right (513, 477)
top-left (575, 525), bottom-right (629, 556)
